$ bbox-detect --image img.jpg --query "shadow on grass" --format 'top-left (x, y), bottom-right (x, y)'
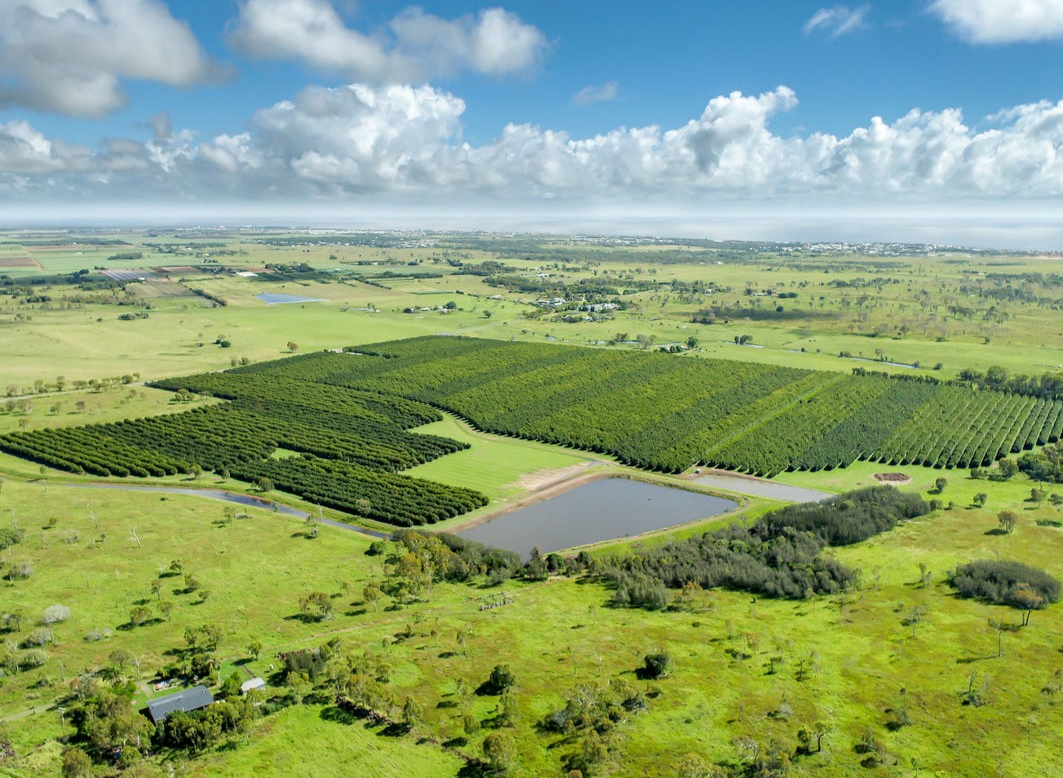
top-left (283, 613), bottom-right (326, 624)
top-left (319, 705), bottom-right (363, 726)
top-left (457, 762), bottom-right (492, 778)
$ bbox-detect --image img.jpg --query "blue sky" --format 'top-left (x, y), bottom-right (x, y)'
top-left (2, 1), bottom-right (1063, 246)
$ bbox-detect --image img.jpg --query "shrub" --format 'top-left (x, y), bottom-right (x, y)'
top-left (639, 652), bottom-right (672, 680)
top-left (42, 605), bottom-right (71, 625)
top-left (24, 627), bottom-right (54, 647)
top-left (6, 562), bottom-right (32, 580)
top-left (84, 628), bottom-right (113, 642)
top-left (21, 648), bottom-right (47, 668)
top-left (0, 527), bottom-right (24, 551)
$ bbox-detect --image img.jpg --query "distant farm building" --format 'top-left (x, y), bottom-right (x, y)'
top-left (240, 677), bottom-right (267, 695)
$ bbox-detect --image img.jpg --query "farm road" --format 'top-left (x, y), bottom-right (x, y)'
top-left (691, 471), bottom-right (833, 503)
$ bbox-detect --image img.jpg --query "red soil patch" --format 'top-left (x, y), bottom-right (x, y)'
top-left (0, 256), bottom-right (35, 267)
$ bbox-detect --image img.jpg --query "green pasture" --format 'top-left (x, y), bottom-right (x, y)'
top-left (0, 388), bottom-right (218, 435)
top-left (7, 232), bottom-right (1063, 393)
top-left (3, 468), bottom-right (1063, 776)
top-left (185, 704), bottom-right (463, 778)
top-left (405, 414), bottom-right (601, 502)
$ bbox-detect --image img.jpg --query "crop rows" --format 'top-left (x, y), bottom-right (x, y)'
top-left (255, 336), bottom-right (1062, 477)
top-left (0, 373), bottom-right (485, 527)
top-left (5, 336), bottom-right (1060, 504)
top-left (870, 386), bottom-right (1057, 469)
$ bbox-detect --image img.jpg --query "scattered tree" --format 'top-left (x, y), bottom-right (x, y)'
top-left (482, 731), bottom-right (517, 774)
top-left (479, 664), bottom-right (516, 696)
top-left (401, 695), bottom-right (423, 729)
top-left (362, 582), bottom-right (382, 612)
top-left (1011, 582), bottom-right (1045, 626)
top-left (299, 591), bottom-right (333, 621)
top-left (996, 458), bottom-right (1018, 480)
top-left (998, 510), bottom-right (1018, 534)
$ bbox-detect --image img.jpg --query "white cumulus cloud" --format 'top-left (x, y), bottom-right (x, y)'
top-left (803, 5), bottom-right (869, 37)
top-left (931, 0), bottom-right (1063, 44)
top-left (0, 120), bottom-right (91, 173)
top-left (0, 0), bottom-right (221, 118)
top-left (229, 0), bottom-right (547, 82)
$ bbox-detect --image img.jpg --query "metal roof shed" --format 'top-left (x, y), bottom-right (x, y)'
top-left (145, 685), bottom-right (215, 725)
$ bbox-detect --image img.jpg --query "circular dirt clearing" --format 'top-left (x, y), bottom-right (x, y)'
top-left (874, 472), bottom-right (912, 485)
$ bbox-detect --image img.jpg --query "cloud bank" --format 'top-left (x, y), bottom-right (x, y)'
top-left (2, 84), bottom-right (1063, 207)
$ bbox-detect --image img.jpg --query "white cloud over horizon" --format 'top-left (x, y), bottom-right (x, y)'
top-left (0, 0), bottom-right (221, 118)
top-left (228, 0), bottom-right (547, 82)
top-left (931, 0), bottom-right (1063, 44)
top-left (803, 5), bottom-right (869, 38)
top-left (2, 84), bottom-right (1063, 211)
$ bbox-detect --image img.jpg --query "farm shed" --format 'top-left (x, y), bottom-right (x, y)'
top-left (240, 677), bottom-right (266, 694)
top-left (145, 685), bottom-right (215, 725)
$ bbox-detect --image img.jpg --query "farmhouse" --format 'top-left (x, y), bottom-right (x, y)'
top-left (144, 685), bottom-right (214, 725)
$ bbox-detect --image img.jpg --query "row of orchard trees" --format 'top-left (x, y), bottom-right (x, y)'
top-left (0, 368), bottom-right (487, 527)
top-left (231, 336), bottom-right (1063, 477)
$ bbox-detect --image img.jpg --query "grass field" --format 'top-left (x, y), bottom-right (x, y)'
top-left (7, 229), bottom-right (1063, 391)
top-left (4, 229), bottom-right (1063, 777)
top-left (3, 469), bottom-right (1063, 777)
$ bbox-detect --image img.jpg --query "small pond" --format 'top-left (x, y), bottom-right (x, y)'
top-left (459, 477), bottom-right (737, 554)
top-left (255, 293), bottom-right (323, 305)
